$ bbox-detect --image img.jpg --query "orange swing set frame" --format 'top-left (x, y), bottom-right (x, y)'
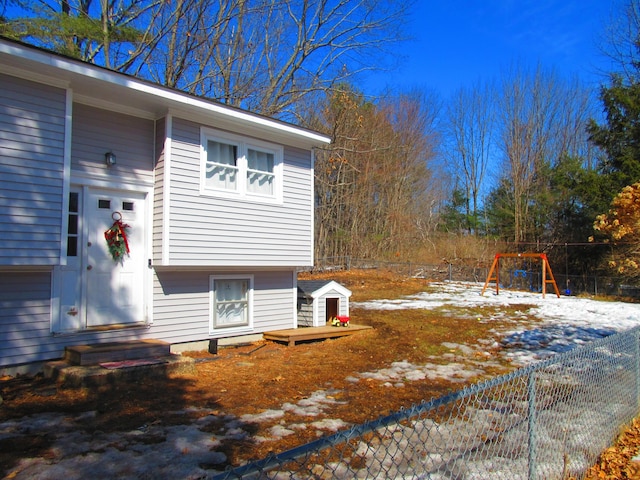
top-left (481, 253), bottom-right (561, 298)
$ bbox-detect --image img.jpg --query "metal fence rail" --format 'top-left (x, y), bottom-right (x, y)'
top-left (213, 327), bottom-right (640, 479)
top-left (304, 257), bottom-right (637, 298)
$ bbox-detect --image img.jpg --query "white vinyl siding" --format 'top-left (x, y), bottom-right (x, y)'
top-left (151, 269), bottom-right (295, 343)
top-left (0, 73), bottom-right (66, 266)
top-left (158, 118), bottom-right (314, 267)
top-left (71, 103), bottom-right (154, 184)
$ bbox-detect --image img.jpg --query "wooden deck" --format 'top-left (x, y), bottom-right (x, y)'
top-left (263, 324), bottom-right (373, 346)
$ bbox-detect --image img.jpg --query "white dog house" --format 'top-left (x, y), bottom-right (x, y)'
top-left (297, 280), bottom-right (352, 327)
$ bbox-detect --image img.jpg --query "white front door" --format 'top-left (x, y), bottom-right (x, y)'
top-left (85, 189), bottom-right (147, 327)
top-left (55, 188), bottom-right (148, 331)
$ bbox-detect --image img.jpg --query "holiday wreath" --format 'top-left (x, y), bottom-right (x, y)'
top-left (104, 212), bottom-right (130, 262)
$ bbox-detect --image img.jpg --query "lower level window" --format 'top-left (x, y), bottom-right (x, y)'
top-left (210, 276), bottom-right (253, 330)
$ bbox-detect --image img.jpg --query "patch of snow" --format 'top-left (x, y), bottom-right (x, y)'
top-left (310, 418), bottom-right (348, 432)
top-left (6, 281), bottom-right (640, 479)
top-left (354, 281), bottom-right (640, 366)
top-left (240, 408), bottom-right (285, 423)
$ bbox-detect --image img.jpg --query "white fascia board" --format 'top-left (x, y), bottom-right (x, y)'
top-left (311, 281), bottom-right (353, 299)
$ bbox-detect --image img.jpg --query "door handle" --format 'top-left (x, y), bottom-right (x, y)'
top-left (87, 265), bottom-right (93, 270)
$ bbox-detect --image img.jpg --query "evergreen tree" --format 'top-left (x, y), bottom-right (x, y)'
top-left (0, 0), bottom-right (141, 62)
top-left (439, 188), bottom-right (475, 234)
top-left (588, 76), bottom-right (640, 199)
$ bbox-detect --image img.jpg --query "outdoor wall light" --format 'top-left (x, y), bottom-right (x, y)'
top-left (105, 151), bottom-right (116, 167)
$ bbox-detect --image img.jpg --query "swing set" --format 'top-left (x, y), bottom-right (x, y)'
top-left (481, 253), bottom-right (561, 298)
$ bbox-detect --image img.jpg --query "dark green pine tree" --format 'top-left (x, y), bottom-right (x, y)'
top-left (439, 188), bottom-right (480, 235)
top-left (0, 1), bottom-right (140, 62)
top-left (588, 76), bottom-right (640, 204)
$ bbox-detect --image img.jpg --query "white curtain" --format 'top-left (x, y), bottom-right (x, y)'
top-left (206, 141), bottom-right (238, 190)
top-left (214, 279), bottom-right (248, 327)
top-left (247, 149), bottom-right (274, 195)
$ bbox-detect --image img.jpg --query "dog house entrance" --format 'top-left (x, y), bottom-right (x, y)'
top-left (325, 298), bottom-right (339, 323)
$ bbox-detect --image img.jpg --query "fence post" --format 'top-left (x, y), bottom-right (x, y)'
top-left (449, 263), bottom-right (452, 282)
top-left (528, 371), bottom-right (537, 480)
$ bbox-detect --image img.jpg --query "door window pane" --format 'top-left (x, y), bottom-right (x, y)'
top-left (67, 192), bottom-right (79, 257)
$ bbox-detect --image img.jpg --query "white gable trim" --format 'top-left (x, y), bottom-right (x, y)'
top-left (308, 281), bottom-right (352, 300)
top-left (58, 87), bottom-right (73, 267)
top-left (162, 114), bottom-right (173, 265)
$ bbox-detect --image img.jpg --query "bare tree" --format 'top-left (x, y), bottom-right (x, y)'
top-left (443, 81), bottom-right (495, 233)
top-left (495, 65), bottom-right (596, 244)
top-left (3, 0), bottom-right (411, 119)
top-left (312, 87), bottom-right (441, 260)
top-left (498, 65), bottom-right (561, 244)
top-left (598, 0), bottom-right (640, 84)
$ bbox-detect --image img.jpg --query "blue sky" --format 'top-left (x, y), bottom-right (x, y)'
top-left (364, 0), bottom-right (619, 98)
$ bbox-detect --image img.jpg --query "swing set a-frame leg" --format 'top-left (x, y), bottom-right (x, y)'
top-left (481, 255), bottom-right (500, 296)
top-left (541, 256), bottom-right (561, 298)
top-left (481, 253), bottom-right (560, 298)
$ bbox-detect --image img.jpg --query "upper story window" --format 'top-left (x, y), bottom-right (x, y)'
top-left (247, 148), bottom-right (275, 196)
top-left (201, 128), bottom-right (283, 203)
top-left (205, 140), bottom-right (239, 191)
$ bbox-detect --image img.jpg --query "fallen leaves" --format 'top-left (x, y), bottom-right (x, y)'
top-left (579, 418), bottom-right (640, 479)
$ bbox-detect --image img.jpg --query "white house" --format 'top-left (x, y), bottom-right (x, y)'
top-left (0, 37), bottom-right (330, 372)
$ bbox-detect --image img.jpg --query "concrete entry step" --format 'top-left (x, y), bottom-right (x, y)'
top-left (44, 355), bottom-right (196, 388)
top-left (64, 339), bottom-right (171, 366)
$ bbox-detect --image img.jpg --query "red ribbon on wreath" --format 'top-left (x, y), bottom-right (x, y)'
top-left (104, 212), bottom-right (130, 262)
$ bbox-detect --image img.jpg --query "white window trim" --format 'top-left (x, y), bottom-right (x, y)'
top-left (209, 274), bottom-right (254, 335)
top-left (200, 127), bottom-right (284, 204)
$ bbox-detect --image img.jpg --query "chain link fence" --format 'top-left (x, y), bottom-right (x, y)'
top-left (213, 327), bottom-right (640, 479)
top-left (305, 257), bottom-right (639, 298)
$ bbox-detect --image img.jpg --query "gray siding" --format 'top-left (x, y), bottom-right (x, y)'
top-left (153, 118), bottom-right (166, 264)
top-left (152, 269), bottom-right (295, 343)
top-left (164, 118), bottom-right (313, 267)
top-left (71, 103), bottom-right (154, 184)
top-left (0, 272), bottom-right (53, 366)
top-left (0, 74), bottom-right (66, 266)
top-left (297, 302), bottom-right (314, 327)
top-left (0, 272), bottom-right (157, 368)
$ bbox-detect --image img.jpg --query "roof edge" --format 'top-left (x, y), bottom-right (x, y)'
top-left (0, 37), bottom-right (331, 145)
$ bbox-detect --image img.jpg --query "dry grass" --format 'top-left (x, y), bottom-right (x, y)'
top-left (0, 269), bottom-right (591, 474)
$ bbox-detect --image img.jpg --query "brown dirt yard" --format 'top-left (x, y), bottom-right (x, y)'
top-left (0, 269), bottom-right (637, 478)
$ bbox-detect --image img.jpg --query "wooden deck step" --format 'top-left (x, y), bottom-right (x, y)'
top-left (263, 324), bottom-right (373, 347)
top-left (64, 339), bottom-right (171, 366)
